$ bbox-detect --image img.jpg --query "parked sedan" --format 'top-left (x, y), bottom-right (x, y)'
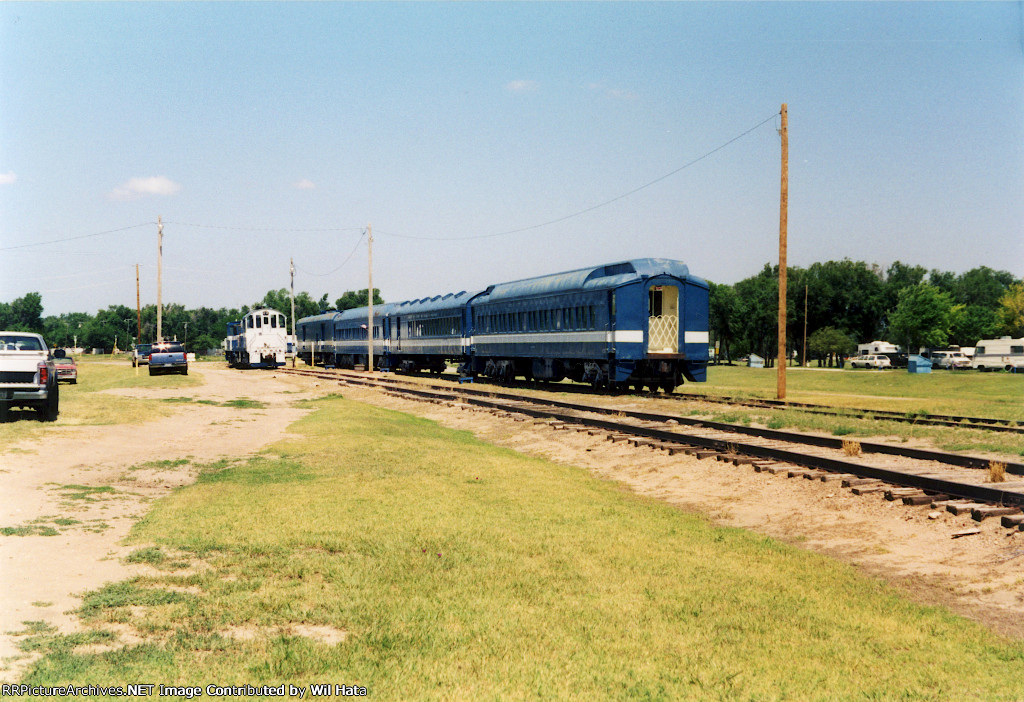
top-left (53, 349), bottom-right (77, 384)
top-left (848, 354), bottom-right (891, 369)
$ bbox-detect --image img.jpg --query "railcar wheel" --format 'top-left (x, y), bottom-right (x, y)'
top-left (661, 382), bottom-right (676, 394)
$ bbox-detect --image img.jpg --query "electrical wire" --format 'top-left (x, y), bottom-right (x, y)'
top-left (0, 222), bottom-right (155, 251)
top-left (377, 111), bottom-right (781, 242)
top-left (0, 111), bottom-right (778, 251)
top-left (165, 221), bottom-right (365, 233)
top-left (294, 231), bottom-right (367, 277)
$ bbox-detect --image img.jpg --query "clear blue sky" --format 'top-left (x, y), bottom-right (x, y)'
top-left (1, 2), bottom-right (1021, 316)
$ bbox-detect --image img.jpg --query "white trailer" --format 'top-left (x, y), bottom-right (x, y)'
top-left (856, 340), bottom-right (900, 356)
top-left (971, 337), bottom-right (1024, 372)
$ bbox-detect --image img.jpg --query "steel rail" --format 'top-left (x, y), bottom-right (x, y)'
top-left (316, 369), bottom-right (1024, 477)
top-left (328, 373), bottom-right (1024, 509)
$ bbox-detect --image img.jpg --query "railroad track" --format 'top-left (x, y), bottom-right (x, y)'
top-left (296, 367), bottom-right (1024, 433)
top-left (278, 367), bottom-right (1024, 532)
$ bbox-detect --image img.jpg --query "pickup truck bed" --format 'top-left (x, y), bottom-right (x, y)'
top-left (148, 342), bottom-right (188, 375)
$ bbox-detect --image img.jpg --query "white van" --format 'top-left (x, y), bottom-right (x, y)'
top-left (971, 337), bottom-right (1024, 372)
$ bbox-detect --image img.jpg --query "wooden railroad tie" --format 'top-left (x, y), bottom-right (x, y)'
top-left (972, 506), bottom-right (1021, 522)
top-left (946, 502), bottom-right (989, 516)
top-left (885, 488), bottom-right (925, 501)
top-left (903, 493), bottom-right (948, 506)
top-left (1000, 514), bottom-right (1024, 529)
top-left (850, 484), bottom-right (887, 495)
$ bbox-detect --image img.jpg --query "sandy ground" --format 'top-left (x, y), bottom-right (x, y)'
top-left (0, 366), bottom-right (323, 681)
top-left (2, 367), bottom-right (1023, 681)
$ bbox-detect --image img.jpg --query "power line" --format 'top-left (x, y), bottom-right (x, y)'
top-left (0, 111), bottom-right (778, 251)
top-left (0, 222), bottom-right (155, 252)
top-left (378, 111), bottom-right (780, 242)
top-left (294, 231), bottom-right (367, 277)
top-left (165, 221), bottom-right (365, 233)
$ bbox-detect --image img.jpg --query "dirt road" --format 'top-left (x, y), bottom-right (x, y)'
top-left (0, 366), bottom-right (321, 681)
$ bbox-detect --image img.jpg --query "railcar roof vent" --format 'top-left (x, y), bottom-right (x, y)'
top-left (586, 262), bottom-right (636, 281)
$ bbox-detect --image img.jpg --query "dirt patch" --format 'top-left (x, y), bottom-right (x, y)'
top-left (338, 380), bottom-right (1024, 640)
top-left (0, 366), bottom-right (326, 680)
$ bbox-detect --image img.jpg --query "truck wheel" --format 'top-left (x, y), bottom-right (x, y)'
top-left (38, 385), bottom-right (59, 422)
top-left (0, 402), bottom-right (8, 423)
top-left (182, 366), bottom-right (189, 375)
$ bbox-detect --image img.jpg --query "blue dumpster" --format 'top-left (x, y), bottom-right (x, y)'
top-left (748, 354), bottom-right (764, 368)
top-left (907, 355), bottom-right (932, 374)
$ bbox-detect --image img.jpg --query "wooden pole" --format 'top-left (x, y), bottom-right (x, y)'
top-left (156, 216), bottom-right (163, 342)
top-left (136, 264), bottom-right (142, 342)
top-left (802, 284), bottom-right (808, 367)
top-left (367, 224), bottom-right (374, 372)
top-left (777, 104), bottom-right (788, 399)
top-left (290, 258), bottom-right (297, 367)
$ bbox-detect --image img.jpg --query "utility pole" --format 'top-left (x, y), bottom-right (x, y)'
top-left (777, 104), bottom-right (788, 400)
top-left (366, 224), bottom-right (374, 373)
top-left (156, 216), bottom-right (164, 342)
top-left (290, 258), bottom-right (296, 367)
top-left (802, 284), bottom-right (808, 367)
top-left (136, 264), bottom-right (142, 343)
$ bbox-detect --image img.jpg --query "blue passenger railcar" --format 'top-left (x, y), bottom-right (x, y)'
top-left (331, 303), bottom-right (395, 369)
top-left (467, 259), bottom-right (708, 391)
top-left (295, 311), bottom-right (340, 366)
top-left (388, 292), bottom-right (475, 373)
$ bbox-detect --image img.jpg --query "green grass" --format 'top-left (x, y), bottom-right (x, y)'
top-left (17, 396), bottom-right (1024, 700)
top-left (676, 365), bottom-right (1024, 456)
top-left (696, 365), bottom-right (1024, 421)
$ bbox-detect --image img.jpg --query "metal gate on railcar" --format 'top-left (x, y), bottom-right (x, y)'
top-left (647, 285), bottom-right (679, 354)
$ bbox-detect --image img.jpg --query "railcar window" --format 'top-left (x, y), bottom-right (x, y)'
top-left (255, 316), bottom-right (262, 329)
top-left (247, 316), bottom-right (254, 329)
top-left (270, 315), bottom-right (277, 328)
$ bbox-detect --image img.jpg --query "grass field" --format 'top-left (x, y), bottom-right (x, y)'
top-left (660, 365), bottom-right (1024, 458)
top-left (696, 364), bottom-right (1024, 421)
top-left (14, 394), bottom-right (1024, 700)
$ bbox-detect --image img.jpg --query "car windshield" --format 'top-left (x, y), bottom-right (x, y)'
top-left (0, 335), bottom-right (43, 351)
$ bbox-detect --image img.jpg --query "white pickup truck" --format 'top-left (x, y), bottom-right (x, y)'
top-left (0, 331), bottom-right (60, 422)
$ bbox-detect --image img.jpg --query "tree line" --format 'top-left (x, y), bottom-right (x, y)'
top-left (0, 288), bottom-right (383, 353)
top-left (711, 260), bottom-right (1024, 366)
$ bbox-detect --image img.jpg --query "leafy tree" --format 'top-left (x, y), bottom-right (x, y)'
top-left (335, 288), bottom-right (384, 312)
top-left (0, 293), bottom-right (45, 333)
top-left (953, 267), bottom-right (1016, 308)
top-left (808, 326), bottom-right (855, 367)
top-left (881, 261), bottom-right (927, 328)
top-left (998, 282), bottom-right (1024, 337)
top-left (708, 281), bottom-right (739, 364)
top-left (950, 305), bottom-right (1001, 346)
top-left (803, 260), bottom-right (885, 344)
top-left (888, 284), bottom-right (954, 352)
top-left (927, 269), bottom-right (957, 297)
top-left (732, 264), bottom-right (779, 364)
